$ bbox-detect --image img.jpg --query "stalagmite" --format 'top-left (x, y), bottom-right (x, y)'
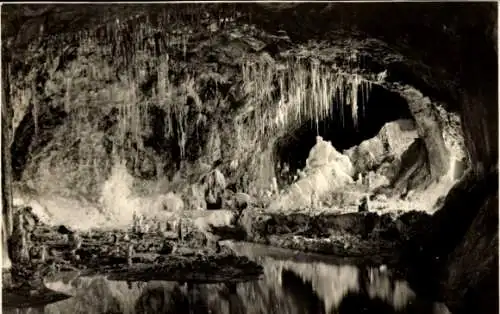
top-left (311, 190), bottom-right (319, 208)
top-left (357, 173), bottom-right (363, 185)
top-left (69, 232), bottom-right (82, 256)
top-left (11, 214), bottom-right (30, 264)
top-left (40, 245), bottom-right (47, 262)
top-left (127, 244), bottom-right (134, 266)
top-left (271, 177), bottom-right (279, 195)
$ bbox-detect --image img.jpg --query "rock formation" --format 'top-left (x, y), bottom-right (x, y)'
top-left (268, 136), bottom-right (354, 211)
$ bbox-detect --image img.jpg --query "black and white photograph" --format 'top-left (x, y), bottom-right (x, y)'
top-left (1, 2), bottom-right (498, 313)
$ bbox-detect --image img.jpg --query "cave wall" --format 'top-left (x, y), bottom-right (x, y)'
top-left (435, 51), bottom-right (498, 314)
top-left (436, 6), bottom-right (498, 313)
top-left (440, 186), bottom-right (498, 314)
top-left (2, 51), bottom-right (14, 272)
top-left (3, 3), bottom-right (494, 201)
top-left (456, 3), bottom-right (498, 176)
top-left (7, 14), bottom-right (429, 200)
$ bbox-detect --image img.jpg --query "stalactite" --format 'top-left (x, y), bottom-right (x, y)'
top-left (32, 83), bottom-right (39, 137)
top-left (240, 57), bottom-right (373, 144)
top-left (351, 74), bottom-right (360, 127)
top-left (34, 13), bottom-right (377, 184)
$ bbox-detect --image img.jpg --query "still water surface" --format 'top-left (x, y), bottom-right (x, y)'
top-left (4, 242), bottom-right (450, 314)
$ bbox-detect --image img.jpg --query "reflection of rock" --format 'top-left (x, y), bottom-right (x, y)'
top-left (338, 292), bottom-right (396, 314)
top-left (365, 268), bottom-right (416, 311)
top-left (229, 243), bottom-right (424, 313)
top-left (281, 269), bottom-right (325, 314)
top-left (39, 241), bottom-right (443, 314)
top-left (45, 276), bottom-right (125, 314)
top-left (135, 286), bottom-right (190, 314)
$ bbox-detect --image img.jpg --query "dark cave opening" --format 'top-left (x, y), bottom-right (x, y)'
top-left (273, 84), bottom-right (414, 185)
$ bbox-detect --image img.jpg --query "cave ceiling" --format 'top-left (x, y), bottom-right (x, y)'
top-left (2, 3), bottom-right (496, 113)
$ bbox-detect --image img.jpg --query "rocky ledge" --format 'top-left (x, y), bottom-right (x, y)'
top-left (207, 207), bottom-right (433, 263)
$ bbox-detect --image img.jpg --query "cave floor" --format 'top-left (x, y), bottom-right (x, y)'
top-left (5, 180), bottom-right (438, 307)
top-left (3, 198), bottom-right (436, 312)
top-left (3, 223), bottom-right (263, 308)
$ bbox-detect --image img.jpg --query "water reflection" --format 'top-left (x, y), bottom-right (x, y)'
top-left (4, 243), bottom-right (450, 314)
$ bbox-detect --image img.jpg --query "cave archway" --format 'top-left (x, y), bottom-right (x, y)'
top-left (273, 84), bottom-right (414, 186)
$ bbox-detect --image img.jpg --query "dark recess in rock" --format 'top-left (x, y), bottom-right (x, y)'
top-left (11, 104), bottom-right (68, 181)
top-left (274, 84), bottom-right (413, 181)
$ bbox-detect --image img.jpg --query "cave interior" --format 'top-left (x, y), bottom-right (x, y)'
top-left (1, 3), bottom-right (498, 314)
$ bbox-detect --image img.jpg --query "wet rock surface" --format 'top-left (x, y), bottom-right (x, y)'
top-left (233, 207), bottom-right (432, 261)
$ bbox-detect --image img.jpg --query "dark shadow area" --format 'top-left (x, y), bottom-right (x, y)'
top-left (11, 104), bottom-right (68, 181)
top-left (273, 85), bottom-right (413, 184)
top-left (337, 292), bottom-right (396, 314)
top-left (399, 170), bottom-right (499, 313)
